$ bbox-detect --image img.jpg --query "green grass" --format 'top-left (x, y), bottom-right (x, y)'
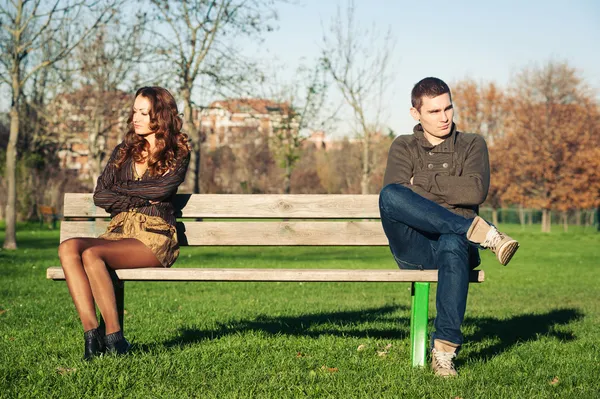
top-left (1, 223), bottom-right (599, 398)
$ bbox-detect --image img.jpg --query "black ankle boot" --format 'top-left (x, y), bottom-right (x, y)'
top-left (104, 330), bottom-right (131, 355)
top-left (83, 327), bottom-right (106, 360)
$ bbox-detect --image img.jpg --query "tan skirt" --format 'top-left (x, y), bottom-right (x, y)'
top-left (98, 210), bottom-right (179, 267)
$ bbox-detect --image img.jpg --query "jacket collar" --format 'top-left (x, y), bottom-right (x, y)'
top-left (413, 123), bottom-right (457, 152)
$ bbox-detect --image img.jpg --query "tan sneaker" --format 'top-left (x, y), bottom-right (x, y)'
top-left (431, 339), bottom-right (458, 377)
top-left (467, 216), bottom-right (520, 266)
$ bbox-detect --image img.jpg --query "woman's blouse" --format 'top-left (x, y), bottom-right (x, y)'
top-left (93, 143), bottom-right (190, 226)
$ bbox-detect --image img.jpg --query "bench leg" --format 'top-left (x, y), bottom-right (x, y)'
top-left (99, 272), bottom-right (125, 333)
top-left (410, 282), bottom-right (430, 367)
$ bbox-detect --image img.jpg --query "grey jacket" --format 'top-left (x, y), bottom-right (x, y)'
top-left (383, 123), bottom-right (490, 219)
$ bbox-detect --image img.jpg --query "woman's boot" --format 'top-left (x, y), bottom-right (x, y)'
top-left (104, 330), bottom-right (131, 355)
top-left (83, 327), bottom-right (106, 360)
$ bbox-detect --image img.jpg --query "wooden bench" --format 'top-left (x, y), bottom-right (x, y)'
top-left (46, 193), bottom-right (484, 367)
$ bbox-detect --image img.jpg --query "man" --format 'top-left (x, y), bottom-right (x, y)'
top-left (379, 77), bottom-right (519, 377)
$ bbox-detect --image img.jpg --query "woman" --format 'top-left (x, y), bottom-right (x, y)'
top-left (58, 87), bottom-right (190, 360)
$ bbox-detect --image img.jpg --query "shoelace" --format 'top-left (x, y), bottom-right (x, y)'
top-left (482, 226), bottom-right (503, 250)
top-left (432, 349), bottom-right (456, 370)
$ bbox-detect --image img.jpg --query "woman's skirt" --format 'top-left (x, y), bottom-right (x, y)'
top-left (98, 210), bottom-right (179, 267)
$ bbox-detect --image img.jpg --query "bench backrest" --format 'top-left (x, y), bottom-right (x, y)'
top-left (61, 193), bottom-right (387, 246)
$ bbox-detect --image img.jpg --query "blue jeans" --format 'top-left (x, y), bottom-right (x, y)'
top-left (379, 184), bottom-right (479, 346)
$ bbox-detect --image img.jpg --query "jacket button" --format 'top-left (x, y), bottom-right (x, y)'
top-left (442, 163), bottom-right (449, 168)
top-left (427, 163), bottom-right (434, 169)
top-left (428, 151), bottom-right (434, 156)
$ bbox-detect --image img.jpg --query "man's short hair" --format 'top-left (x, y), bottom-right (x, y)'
top-left (411, 77), bottom-right (451, 111)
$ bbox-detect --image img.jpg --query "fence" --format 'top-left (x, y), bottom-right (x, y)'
top-left (479, 207), bottom-right (599, 228)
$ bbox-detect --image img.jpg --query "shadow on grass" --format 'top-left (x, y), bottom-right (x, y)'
top-left (147, 307), bottom-right (583, 361)
top-left (153, 304), bottom-right (409, 351)
top-left (462, 307), bottom-right (584, 362)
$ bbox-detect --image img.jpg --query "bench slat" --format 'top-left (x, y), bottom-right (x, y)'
top-left (62, 194), bottom-right (381, 219)
top-left (46, 267), bottom-right (484, 282)
top-left (60, 221), bottom-right (389, 246)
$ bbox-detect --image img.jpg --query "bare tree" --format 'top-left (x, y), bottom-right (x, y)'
top-left (321, 0), bottom-right (395, 194)
top-left (145, 0), bottom-right (280, 193)
top-left (71, 14), bottom-right (148, 185)
top-left (0, 0), bottom-right (117, 249)
top-left (269, 62), bottom-right (329, 194)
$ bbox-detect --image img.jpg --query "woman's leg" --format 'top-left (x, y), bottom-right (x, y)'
top-left (58, 238), bottom-right (110, 331)
top-left (80, 238), bottom-right (161, 335)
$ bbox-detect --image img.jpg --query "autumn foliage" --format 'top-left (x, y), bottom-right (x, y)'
top-left (453, 62), bottom-right (600, 232)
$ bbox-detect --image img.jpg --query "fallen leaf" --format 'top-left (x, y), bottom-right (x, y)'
top-left (550, 377), bottom-right (559, 385)
top-left (8, 337), bottom-right (15, 341)
top-left (0, 309), bottom-right (6, 316)
top-left (296, 352), bottom-right (304, 358)
top-left (385, 343), bottom-right (392, 350)
top-left (123, 310), bottom-right (128, 315)
top-left (357, 344), bottom-right (366, 351)
top-left (56, 367), bottom-right (77, 375)
top-left (320, 365), bottom-right (338, 373)
top-left (377, 351), bottom-right (387, 357)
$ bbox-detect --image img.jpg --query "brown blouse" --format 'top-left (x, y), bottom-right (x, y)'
top-left (93, 143), bottom-right (190, 226)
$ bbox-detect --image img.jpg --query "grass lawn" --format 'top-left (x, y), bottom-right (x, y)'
top-left (1, 223), bottom-right (599, 398)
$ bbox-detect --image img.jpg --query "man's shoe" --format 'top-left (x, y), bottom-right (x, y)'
top-left (467, 216), bottom-right (519, 265)
top-left (104, 330), bottom-right (131, 355)
top-left (431, 339), bottom-right (458, 377)
top-left (83, 327), bottom-right (106, 360)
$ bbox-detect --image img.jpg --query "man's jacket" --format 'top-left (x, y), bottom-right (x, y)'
top-left (383, 123), bottom-right (490, 219)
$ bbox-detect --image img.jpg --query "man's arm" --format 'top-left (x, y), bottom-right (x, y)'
top-left (383, 137), bottom-right (447, 205)
top-left (411, 135), bottom-right (490, 206)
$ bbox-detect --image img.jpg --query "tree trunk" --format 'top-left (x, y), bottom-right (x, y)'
top-left (518, 205), bottom-right (525, 226)
top-left (541, 208), bottom-right (551, 233)
top-left (360, 132), bottom-right (370, 194)
top-left (89, 111), bottom-right (105, 188)
top-left (575, 209), bottom-right (581, 226)
top-left (284, 161), bottom-right (291, 194)
top-left (182, 87), bottom-right (200, 193)
top-left (562, 211), bottom-right (568, 232)
top-left (528, 209), bottom-right (533, 226)
top-left (3, 106), bottom-right (19, 249)
top-left (492, 208), bottom-right (499, 226)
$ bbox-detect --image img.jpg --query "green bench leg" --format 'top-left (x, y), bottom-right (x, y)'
top-left (410, 282), bottom-right (430, 367)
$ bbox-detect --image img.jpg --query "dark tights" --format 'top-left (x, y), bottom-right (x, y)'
top-left (58, 238), bottom-right (161, 334)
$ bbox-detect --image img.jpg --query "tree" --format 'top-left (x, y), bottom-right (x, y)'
top-left (0, 0), bottom-right (117, 249)
top-left (269, 63), bottom-right (329, 194)
top-left (71, 14), bottom-right (147, 185)
top-left (321, 0), bottom-right (395, 194)
top-left (146, 0), bottom-right (280, 193)
top-left (452, 79), bottom-right (508, 225)
top-left (500, 61), bottom-right (600, 232)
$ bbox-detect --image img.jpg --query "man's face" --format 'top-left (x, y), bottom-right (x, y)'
top-left (410, 93), bottom-right (454, 144)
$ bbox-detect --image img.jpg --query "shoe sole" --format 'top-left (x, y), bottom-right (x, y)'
top-left (498, 240), bottom-right (519, 265)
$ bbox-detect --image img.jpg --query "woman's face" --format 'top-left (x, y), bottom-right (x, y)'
top-left (132, 95), bottom-right (152, 135)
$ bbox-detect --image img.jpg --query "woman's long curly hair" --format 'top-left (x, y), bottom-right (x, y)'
top-left (114, 87), bottom-right (190, 176)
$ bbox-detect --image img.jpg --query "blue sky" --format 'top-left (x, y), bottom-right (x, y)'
top-left (1, 0), bottom-right (598, 137)
top-left (253, 0), bottom-right (600, 135)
